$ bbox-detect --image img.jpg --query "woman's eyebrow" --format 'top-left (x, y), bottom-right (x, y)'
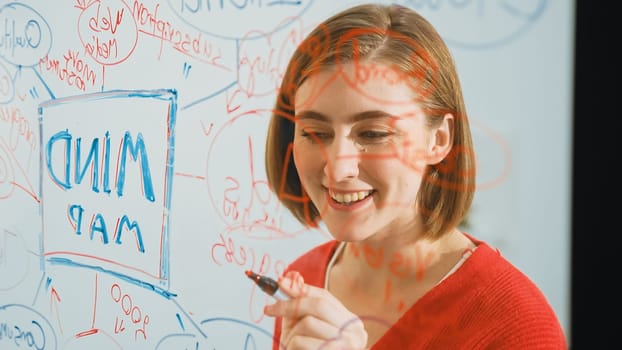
top-left (294, 110), bottom-right (327, 122)
top-left (295, 110), bottom-right (398, 122)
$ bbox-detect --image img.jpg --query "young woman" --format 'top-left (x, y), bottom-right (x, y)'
top-left (264, 3), bottom-right (566, 349)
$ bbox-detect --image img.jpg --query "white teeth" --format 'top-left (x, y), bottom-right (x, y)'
top-left (329, 190), bottom-right (372, 204)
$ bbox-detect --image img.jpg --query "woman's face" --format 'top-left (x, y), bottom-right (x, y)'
top-left (292, 62), bottom-right (444, 242)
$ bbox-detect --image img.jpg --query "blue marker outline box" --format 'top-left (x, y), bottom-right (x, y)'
top-left (38, 89), bottom-right (178, 298)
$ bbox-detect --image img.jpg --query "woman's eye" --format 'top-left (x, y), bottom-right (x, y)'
top-left (301, 130), bottom-right (331, 141)
top-left (360, 130), bottom-right (391, 140)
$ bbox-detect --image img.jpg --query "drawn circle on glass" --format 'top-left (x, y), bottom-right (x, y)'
top-left (0, 3), bottom-right (52, 67)
top-left (166, 0), bottom-right (313, 40)
top-left (388, 0), bottom-right (548, 49)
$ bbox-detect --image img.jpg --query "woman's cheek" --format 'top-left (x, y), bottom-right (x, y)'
top-left (389, 142), bottom-right (429, 175)
top-left (293, 142), bottom-right (322, 172)
top-left (292, 141), bottom-right (306, 172)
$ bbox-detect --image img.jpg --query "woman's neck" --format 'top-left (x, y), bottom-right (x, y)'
top-left (337, 228), bottom-right (473, 289)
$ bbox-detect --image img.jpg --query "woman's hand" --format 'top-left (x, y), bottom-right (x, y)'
top-left (264, 271), bottom-right (368, 350)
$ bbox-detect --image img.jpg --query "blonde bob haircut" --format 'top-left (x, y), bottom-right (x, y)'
top-left (265, 3), bottom-right (476, 239)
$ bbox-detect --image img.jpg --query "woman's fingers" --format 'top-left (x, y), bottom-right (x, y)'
top-left (277, 274), bottom-right (342, 309)
top-left (277, 271), bottom-right (308, 298)
top-left (265, 293), bottom-right (327, 320)
top-left (265, 290), bottom-right (367, 348)
top-left (276, 334), bottom-right (329, 350)
top-left (264, 289), bottom-right (345, 324)
top-left (282, 314), bottom-right (341, 344)
top-left (281, 318), bottom-right (367, 350)
top-left (281, 335), bottom-right (361, 350)
top-left (265, 270), bottom-right (368, 349)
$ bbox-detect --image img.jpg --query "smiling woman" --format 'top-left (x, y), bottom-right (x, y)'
top-left (291, 63), bottom-right (446, 243)
top-left (264, 3), bottom-right (567, 349)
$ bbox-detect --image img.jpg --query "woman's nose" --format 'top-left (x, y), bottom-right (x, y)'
top-left (323, 137), bottom-right (361, 182)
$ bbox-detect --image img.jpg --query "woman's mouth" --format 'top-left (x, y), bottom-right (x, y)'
top-left (328, 190), bottom-right (374, 205)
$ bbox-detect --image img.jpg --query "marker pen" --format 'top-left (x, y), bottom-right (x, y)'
top-left (245, 270), bottom-right (289, 300)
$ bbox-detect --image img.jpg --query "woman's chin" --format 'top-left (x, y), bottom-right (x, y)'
top-left (326, 225), bottom-right (373, 242)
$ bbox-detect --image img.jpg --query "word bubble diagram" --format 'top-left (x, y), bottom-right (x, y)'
top-left (0, 2), bottom-right (52, 67)
top-left (0, 304), bottom-right (58, 350)
top-left (167, 0), bottom-right (312, 40)
top-left (402, 0), bottom-right (548, 49)
top-left (38, 89), bottom-right (177, 293)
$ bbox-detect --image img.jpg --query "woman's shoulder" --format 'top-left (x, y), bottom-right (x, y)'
top-left (462, 234), bottom-right (539, 280)
top-left (451, 237), bottom-right (567, 347)
top-left (461, 238), bottom-right (555, 303)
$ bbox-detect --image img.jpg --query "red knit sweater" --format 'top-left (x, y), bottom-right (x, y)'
top-left (272, 237), bottom-right (567, 349)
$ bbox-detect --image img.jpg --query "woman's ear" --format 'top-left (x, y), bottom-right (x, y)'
top-left (427, 113), bottom-right (454, 165)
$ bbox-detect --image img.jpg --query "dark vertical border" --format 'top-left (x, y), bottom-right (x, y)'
top-left (572, 1), bottom-right (615, 348)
